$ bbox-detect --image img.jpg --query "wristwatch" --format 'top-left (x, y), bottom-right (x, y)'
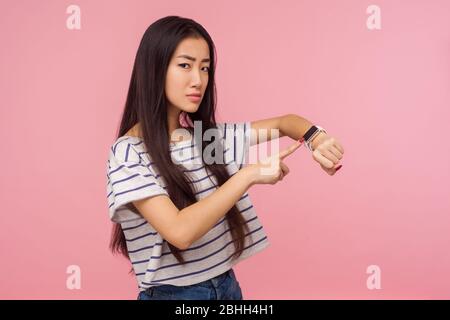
top-left (302, 125), bottom-right (327, 151)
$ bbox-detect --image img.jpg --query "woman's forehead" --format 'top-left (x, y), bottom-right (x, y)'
top-left (174, 38), bottom-right (210, 60)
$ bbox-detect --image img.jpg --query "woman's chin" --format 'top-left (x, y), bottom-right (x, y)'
top-left (182, 105), bottom-right (200, 113)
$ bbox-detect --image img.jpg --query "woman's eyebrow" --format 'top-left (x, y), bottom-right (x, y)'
top-left (176, 54), bottom-right (210, 62)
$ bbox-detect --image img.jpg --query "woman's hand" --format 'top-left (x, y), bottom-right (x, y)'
top-left (309, 132), bottom-right (345, 176)
top-left (245, 140), bottom-right (302, 185)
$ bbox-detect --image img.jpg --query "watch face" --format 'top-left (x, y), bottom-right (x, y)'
top-left (303, 125), bottom-right (318, 142)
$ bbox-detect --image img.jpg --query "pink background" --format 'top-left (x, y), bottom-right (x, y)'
top-left (1, 0), bottom-right (449, 299)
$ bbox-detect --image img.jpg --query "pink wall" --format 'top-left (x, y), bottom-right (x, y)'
top-left (1, 0), bottom-right (449, 299)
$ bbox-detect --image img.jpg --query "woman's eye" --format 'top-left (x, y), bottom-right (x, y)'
top-left (179, 64), bottom-right (210, 72)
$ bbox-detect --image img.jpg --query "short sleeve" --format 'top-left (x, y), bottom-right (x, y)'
top-left (216, 121), bottom-right (251, 169)
top-left (106, 141), bottom-right (169, 223)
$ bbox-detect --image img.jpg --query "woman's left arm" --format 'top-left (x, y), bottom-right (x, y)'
top-left (251, 113), bottom-right (345, 175)
top-left (280, 114), bottom-right (344, 175)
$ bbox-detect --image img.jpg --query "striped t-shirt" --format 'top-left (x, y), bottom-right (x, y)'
top-left (106, 122), bottom-right (270, 292)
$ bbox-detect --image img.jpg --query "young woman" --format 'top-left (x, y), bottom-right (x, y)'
top-left (106, 15), bottom-right (344, 300)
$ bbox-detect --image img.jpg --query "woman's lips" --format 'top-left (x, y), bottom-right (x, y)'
top-left (186, 95), bottom-right (201, 102)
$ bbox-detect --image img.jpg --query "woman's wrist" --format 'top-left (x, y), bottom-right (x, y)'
top-left (309, 131), bottom-right (328, 151)
top-left (239, 165), bottom-right (258, 188)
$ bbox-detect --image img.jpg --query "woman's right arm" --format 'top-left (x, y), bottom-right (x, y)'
top-left (132, 166), bottom-right (256, 250)
top-left (176, 165), bottom-right (257, 249)
top-left (132, 140), bottom-right (301, 250)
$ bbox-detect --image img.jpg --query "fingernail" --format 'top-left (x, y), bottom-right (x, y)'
top-left (335, 165), bottom-right (342, 171)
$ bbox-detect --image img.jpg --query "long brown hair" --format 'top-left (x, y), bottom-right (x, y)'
top-left (109, 16), bottom-right (250, 268)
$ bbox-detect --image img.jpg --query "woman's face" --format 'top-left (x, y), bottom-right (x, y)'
top-left (165, 37), bottom-right (210, 114)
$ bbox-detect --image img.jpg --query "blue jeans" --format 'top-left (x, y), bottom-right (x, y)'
top-left (137, 268), bottom-right (243, 300)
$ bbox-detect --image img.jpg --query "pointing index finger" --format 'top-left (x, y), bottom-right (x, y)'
top-left (279, 140), bottom-right (302, 160)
